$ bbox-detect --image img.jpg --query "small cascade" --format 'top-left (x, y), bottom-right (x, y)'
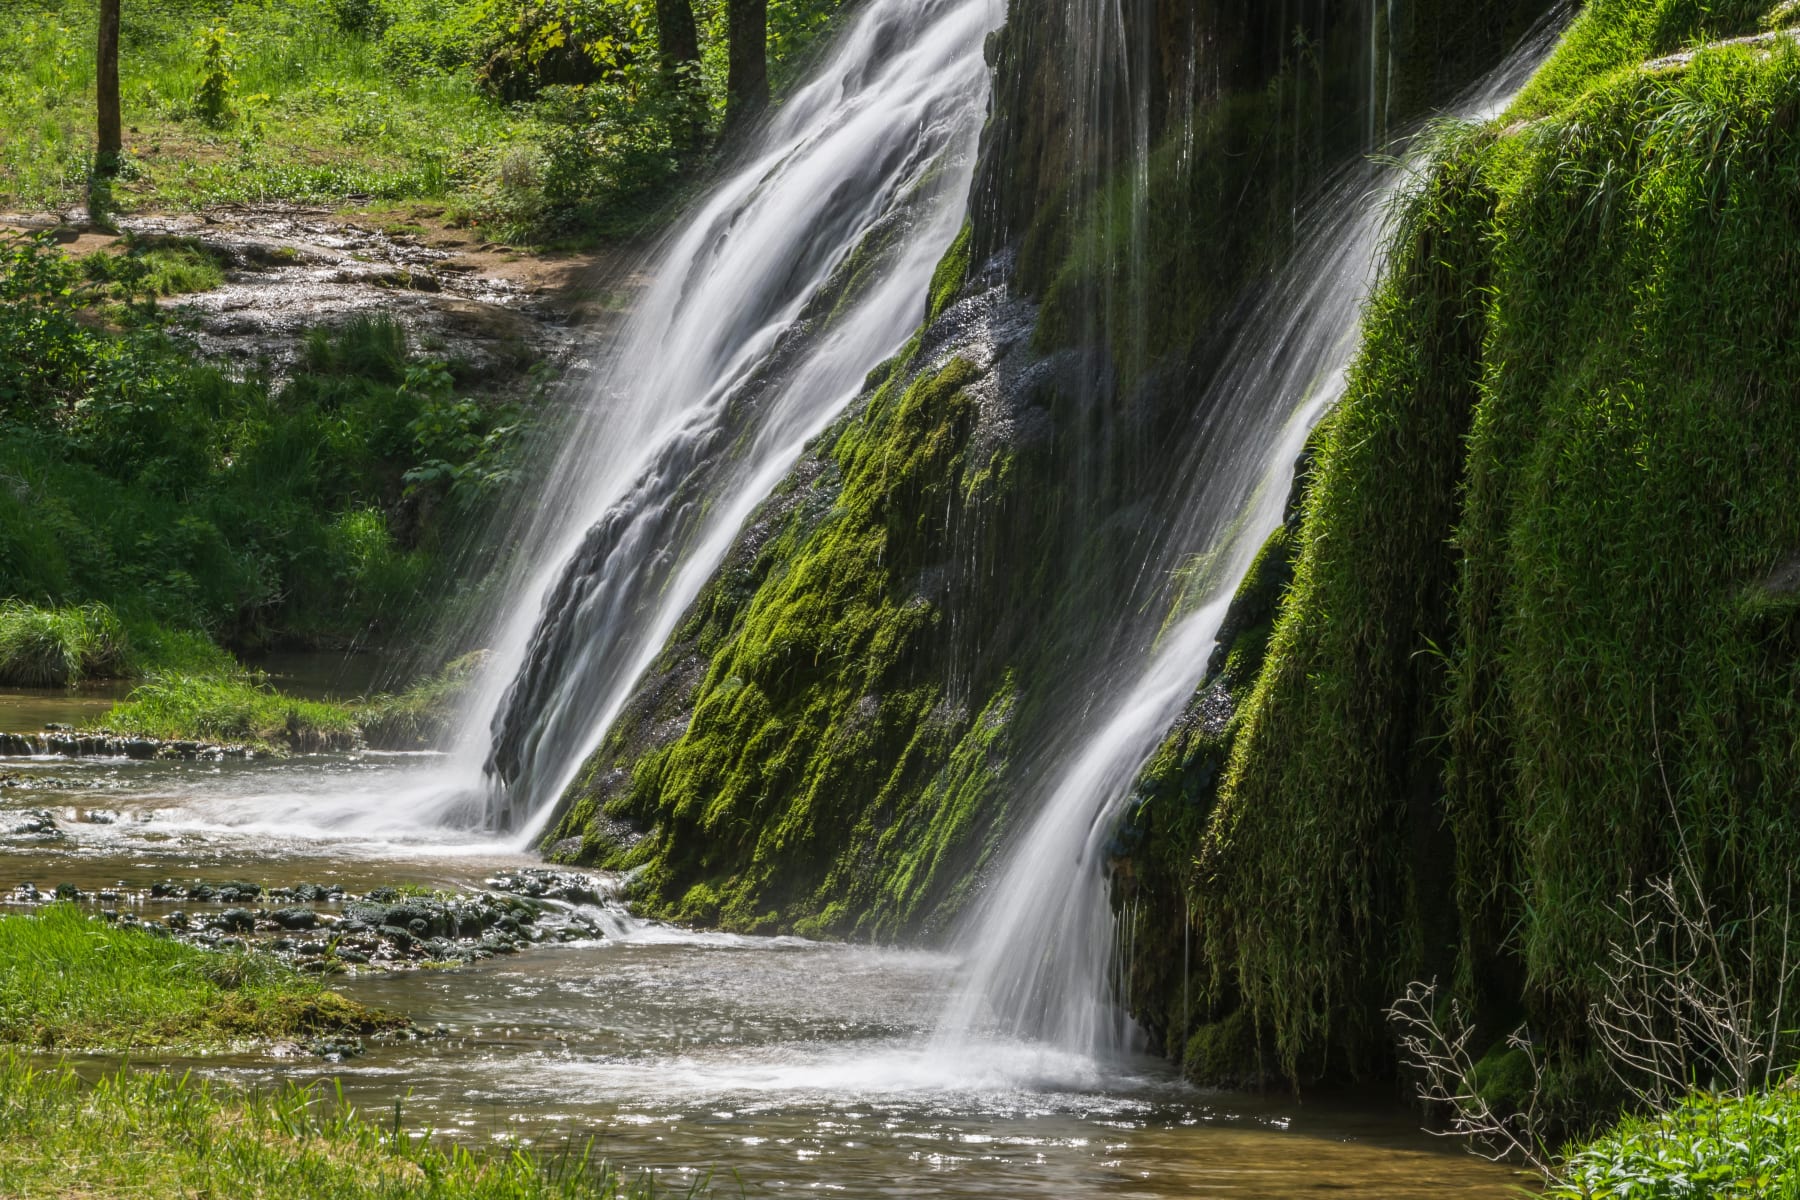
top-left (452, 0), bottom-right (1003, 838)
top-left (934, 10), bottom-right (1569, 1063)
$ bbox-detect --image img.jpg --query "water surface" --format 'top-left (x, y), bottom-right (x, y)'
top-left (0, 720), bottom-right (1526, 1199)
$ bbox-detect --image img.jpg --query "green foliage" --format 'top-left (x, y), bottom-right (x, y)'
top-left (0, 236), bottom-right (512, 652)
top-left (0, 0), bottom-right (849, 243)
top-left (1511, 0), bottom-right (1773, 116)
top-left (0, 602), bottom-right (127, 686)
top-left (193, 24), bottom-right (240, 127)
top-left (1552, 1089), bottom-right (1800, 1199)
top-left (0, 1056), bottom-right (688, 1199)
top-left (0, 906), bottom-right (399, 1051)
top-left (81, 236), bottom-right (229, 298)
top-left (356, 650), bottom-right (488, 749)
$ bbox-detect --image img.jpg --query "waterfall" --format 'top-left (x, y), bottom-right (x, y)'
top-left (447, 0), bottom-right (1003, 839)
top-left (934, 9), bottom-right (1569, 1062)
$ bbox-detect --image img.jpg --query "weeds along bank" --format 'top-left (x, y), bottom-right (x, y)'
top-left (0, 913), bottom-right (662, 1194)
top-left (2, 0), bottom-right (846, 242)
top-left (1115, 0), bottom-right (1800, 1118)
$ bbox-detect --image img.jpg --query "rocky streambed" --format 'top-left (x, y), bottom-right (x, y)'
top-left (8, 867), bottom-right (613, 977)
top-left (3, 203), bottom-right (640, 380)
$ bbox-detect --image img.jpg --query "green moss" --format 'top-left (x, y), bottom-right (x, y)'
top-left (1180, 1008), bottom-right (1271, 1089)
top-left (553, 355), bottom-right (1009, 937)
top-left (0, 906), bottom-right (401, 1051)
top-left (927, 223), bottom-right (973, 323)
top-left (1176, 17), bottom-right (1800, 1088)
top-left (1469, 1042), bottom-right (1537, 1112)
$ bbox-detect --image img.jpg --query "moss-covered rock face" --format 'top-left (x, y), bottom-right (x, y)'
top-left (540, 0), bottom-right (1558, 943)
top-left (1123, 0), bottom-right (1800, 1093)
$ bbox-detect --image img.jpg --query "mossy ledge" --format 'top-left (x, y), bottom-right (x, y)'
top-left (1115, 0), bottom-right (1800, 1108)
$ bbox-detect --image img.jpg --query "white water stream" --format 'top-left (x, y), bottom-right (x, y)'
top-left (935, 9), bottom-right (1570, 1062)
top-left (450, 0), bottom-right (1004, 840)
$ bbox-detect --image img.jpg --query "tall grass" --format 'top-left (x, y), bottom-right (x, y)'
top-left (0, 1055), bottom-right (700, 1199)
top-left (0, 906), bottom-right (402, 1050)
top-left (0, 601), bottom-right (127, 686)
top-left (96, 671), bottom-right (364, 749)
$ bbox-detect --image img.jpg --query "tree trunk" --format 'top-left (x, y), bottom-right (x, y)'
top-left (726, 0), bottom-right (768, 128)
top-left (96, 0), bottom-right (122, 175)
top-left (655, 0), bottom-right (700, 76)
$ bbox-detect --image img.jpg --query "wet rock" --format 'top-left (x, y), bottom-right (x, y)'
top-left (53, 883), bottom-right (82, 901)
top-left (6, 809), bottom-right (57, 835)
top-left (271, 906), bottom-right (319, 931)
top-left (166, 910), bottom-right (189, 929)
top-left (309, 1037), bottom-right (362, 1060)
top-left (486, 867), bottom-right (608, 906)
top-left (216, 908), bottom-right (257, 933)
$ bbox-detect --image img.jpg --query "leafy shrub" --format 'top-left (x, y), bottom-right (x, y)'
top-left (0, 237), bottom-right (521, 652)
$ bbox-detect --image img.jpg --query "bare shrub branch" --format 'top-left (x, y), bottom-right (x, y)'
top-left (1385, 980), bottom-right (1558, 1180)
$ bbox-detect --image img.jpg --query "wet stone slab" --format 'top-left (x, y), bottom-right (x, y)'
top-left (5, 867), bottom-right (613, 975)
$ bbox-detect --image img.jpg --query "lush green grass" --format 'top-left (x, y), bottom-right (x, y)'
top-left (1553, 1090), bottom-right (1800, 1199)
top-left (355, 650), bottom-right (485, 749)
top-left (0, 600), bottom-right (127, 686)
top-left (1, 0), bottom-right (847, 242)
top-left (0, 906), bottom-right (402, 1051)
top-left (80, 233), bottom-right (230, 296)
top-left (0, 1056), bottom-right (691, 1199)
top-left (96, 671), bottom-right (364, 749)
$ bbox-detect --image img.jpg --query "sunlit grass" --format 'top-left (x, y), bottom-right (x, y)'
top-left (0, 1), bottom-right (534, 216)
top-left (0, 906), bottom-right (402, 1051)
top-left (0, 1055), bottom-right (701, 1198)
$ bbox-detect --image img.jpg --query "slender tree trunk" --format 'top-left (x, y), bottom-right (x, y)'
top-left (655, 0), bottom-right (700, 76)
top-left (656, 0), bottom-right (703, 144)
top-left (726, 0), bottom-right (768, 128)
top-left (96, 0), bottom-right (122, 175)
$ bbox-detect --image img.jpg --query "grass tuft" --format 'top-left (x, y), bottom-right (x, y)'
top-left (0, 601), bottom-right (128, 686)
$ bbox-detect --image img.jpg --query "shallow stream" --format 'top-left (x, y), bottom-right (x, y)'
top-left (0, 685), bottom-right (1528, 1199)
